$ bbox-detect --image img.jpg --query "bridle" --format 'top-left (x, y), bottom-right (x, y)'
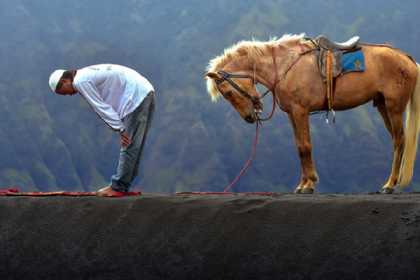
top-left (214, 46), bottom-right (280, 122)
top-left (216, 46), bottom-right (307, 193)
top-left (214, 71), bottom-right (270, 106)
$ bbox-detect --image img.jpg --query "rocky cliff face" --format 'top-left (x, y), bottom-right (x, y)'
top-left (1, 194), bottom-right (420, 279)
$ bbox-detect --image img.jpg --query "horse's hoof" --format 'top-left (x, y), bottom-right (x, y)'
top-left (301, 188), bottom-right (314, 194)
top-left (381, 187), bottom-right (394, 194)
top-left (294, 188), bottom-right (302, 194)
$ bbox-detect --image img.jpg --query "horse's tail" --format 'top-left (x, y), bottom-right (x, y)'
top-left (399, 63), bottom-right (420, 187)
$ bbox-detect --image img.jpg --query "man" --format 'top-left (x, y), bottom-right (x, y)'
top-left (49, 64), bottom-right (155, 196)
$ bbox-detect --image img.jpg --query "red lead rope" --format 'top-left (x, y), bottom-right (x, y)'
top-left (223, 87), bottom-right (278, 193)
top-left (223, 121), bottom-right (260, 192)
top-left (222, 45), bottom-right (312, 193)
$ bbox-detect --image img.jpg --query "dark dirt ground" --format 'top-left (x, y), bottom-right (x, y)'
top-left (1, 193), bottom-right (420, 280)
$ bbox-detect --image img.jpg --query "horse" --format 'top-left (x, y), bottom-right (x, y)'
top-left (205, 34), bottom-right (420, 194)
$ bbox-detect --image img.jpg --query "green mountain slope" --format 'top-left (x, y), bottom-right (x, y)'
top-left (0, 0), bottom-right (419, 192)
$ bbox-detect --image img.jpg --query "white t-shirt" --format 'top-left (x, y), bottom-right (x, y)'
top-left (73, 64), bottom-right (154, 131)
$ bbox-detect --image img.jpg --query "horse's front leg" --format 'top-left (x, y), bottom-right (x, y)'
top-left (288, 108), bottom-right (319, 194)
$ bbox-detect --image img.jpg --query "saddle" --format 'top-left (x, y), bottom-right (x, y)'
top-left (316, 35), bottom-right (360, 51)
top-left (312, 35), bottom-right (361, 120)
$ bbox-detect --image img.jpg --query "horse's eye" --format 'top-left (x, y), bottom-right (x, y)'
top-left (223, 91), bottom-right (233, 98)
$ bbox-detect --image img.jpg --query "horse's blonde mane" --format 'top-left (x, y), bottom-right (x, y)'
top-left (206, 33), bottom-right (306, 102)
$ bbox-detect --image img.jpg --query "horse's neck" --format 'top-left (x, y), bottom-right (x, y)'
top-left (254, 42), bottom-right (309, 90)
top-left (225, 41), bottom-right (309, 90)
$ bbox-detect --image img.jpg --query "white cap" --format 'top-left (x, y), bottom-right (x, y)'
top-left (48, 69), bottom-right (65, 92)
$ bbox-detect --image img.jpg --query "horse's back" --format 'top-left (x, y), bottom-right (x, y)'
top-left (278, 43), bottom-right (418, 112)
top-left (364, 45), bottom-right (417, 79)
top-left (364, 46), bottom-right (417, 96)
top-left (332, 45), bottom-right (418, 110)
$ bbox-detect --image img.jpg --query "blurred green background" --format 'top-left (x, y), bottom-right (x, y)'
top-left (0, 0), bottom-right (419, 193)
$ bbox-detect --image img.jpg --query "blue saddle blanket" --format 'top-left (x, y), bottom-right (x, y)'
top-left (341, 50), bottom-right (365, 74)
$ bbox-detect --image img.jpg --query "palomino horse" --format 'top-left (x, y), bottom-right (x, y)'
top-left (205, 34), bottom-right (420, 194)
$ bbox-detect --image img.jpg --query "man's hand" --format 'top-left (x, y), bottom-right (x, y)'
top-left (120, 131), bottom-right (132, 148)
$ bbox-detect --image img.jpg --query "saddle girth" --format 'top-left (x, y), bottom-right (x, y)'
top-left (311, 35), bottom-right (361, 122)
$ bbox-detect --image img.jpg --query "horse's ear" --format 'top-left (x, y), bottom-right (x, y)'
top-left (205, 72), bottom-right (221, 80)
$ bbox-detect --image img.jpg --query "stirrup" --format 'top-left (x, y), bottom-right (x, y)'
top-left (325, 110), bottom-right (336, 124)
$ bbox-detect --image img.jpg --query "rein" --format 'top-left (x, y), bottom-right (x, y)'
top-left (216, 46), bottom-right (316, 192)
top-left (223, 121), bottom-right (260, 192)
top-left (256, 46), bottom-right (280, 122)
top-left (221, 46), bottom-right (315, 192)
top-left (222, 46), bottom-right (280, 192)
top-left (215, 46), bottom-right (281, 123)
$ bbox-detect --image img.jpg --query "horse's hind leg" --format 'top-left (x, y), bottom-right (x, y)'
top-left (288, 108), bottom-right (319, 194)
top-left (377, 98), bottom-right (405, 193)
top-left (376, 98), bottom-right (392, 134)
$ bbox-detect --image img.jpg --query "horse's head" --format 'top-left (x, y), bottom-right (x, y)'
top-left (205, 70), bottom-right (263, 123)
top-left (206, 34), bottom-right (308, 123)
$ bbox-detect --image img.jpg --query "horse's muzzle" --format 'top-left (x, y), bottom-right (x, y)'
top-left (245, 115), bottom-right (256, 123)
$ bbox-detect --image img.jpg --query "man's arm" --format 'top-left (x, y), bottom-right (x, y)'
top-left (76, 81), bottom-right (126, 132)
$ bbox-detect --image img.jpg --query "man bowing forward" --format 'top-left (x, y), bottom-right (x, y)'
top-left (49, 64), bottom-right (155, 196)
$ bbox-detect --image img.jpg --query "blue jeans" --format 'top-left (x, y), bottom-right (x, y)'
top-left (111, 91), bottom-right (155, 192)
